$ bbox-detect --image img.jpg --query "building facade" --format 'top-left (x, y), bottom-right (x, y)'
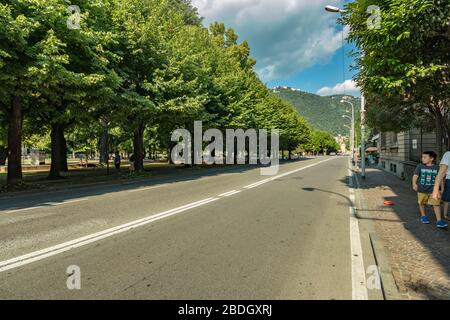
top-left (377, 129), bottom-right (445, 180)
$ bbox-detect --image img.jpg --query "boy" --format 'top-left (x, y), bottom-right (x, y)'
top-left (412, 151), bottom-right (448, 228)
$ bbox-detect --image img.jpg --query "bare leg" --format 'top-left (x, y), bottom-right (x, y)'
top-left (419, 204), bottom-right (426, 217)
top-left (433, 205), bottom-right (442, 221)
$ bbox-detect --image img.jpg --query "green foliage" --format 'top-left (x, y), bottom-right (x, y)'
top-left (274, 88), bottom-right (360, 137)
top-left (304, 129), bottom-right (340, 154)
top-left (1, 0), bottom-right (321, 180)
top-left (304, 130), bottom-right (339, 153)
top-left (342, 0), bottom-right (450, 138)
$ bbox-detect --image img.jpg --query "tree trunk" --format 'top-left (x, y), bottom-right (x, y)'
top-left (0, 147), bottom-right (8, 166)
top-left (288, 149), bottom-right (292, 160)
top-left (49, 123), bottom-right (67, 179)
top-left (6, 96), bottom-right (23, 186)
top-left (133, 121), bottom-right (145, 171)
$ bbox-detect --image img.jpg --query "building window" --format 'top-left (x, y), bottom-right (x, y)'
top-left (390, 163), bottom-right (397, 173)
top-left (391, 132), bottom-right (398, 144)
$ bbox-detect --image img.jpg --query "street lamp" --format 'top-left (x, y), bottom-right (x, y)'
top-left (325, 5), bottom-right (366, 179)
top-left (325, 5), bottom-right (347, 13)
top-left (341, 98), bottom-right (355, 166)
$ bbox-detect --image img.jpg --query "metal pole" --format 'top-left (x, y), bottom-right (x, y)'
top-left (361, 94), bottom-right (366, 179)
top-left (343, 100), bottom-right (355, 167)
top-left (349, 101), bottom-right (355, 167)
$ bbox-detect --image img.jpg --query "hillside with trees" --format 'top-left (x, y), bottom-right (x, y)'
top-left (273, 87), bottom-right (361, 137)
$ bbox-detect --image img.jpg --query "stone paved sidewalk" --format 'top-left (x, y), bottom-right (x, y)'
top-left (356, 167), bottom-right (450, 300)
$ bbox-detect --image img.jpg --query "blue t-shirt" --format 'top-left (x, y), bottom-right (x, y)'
top-left (414, 164), bottom-right (439, 193)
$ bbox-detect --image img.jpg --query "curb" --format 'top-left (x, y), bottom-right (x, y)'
top-left (351, 168), bottom-right (402, 300)
top-left (369, 233), bottom-right (402, 300)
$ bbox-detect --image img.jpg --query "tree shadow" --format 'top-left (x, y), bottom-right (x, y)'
top-left (0, 158), bottom-right (312, 212)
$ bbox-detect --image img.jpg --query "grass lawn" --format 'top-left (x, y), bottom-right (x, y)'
top-left (0, 161), bottom-right (225, 194)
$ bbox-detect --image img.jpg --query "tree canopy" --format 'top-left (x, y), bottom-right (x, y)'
top-left (342, 0), bottom-right (450, 154)
top-left (0, 0), bottom-right (333, 187)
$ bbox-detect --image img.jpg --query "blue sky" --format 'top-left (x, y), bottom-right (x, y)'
top-left (192, 0), bottom-right (360, 96)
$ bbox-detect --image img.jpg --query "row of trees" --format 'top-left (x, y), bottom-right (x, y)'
top-left (0, 0), bottom-right (339, 188)
top-left (343, 0), bottom-right (450, 155)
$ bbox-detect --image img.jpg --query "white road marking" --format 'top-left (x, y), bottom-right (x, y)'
top-left (0, 197), bottom-right (218, 273)
top-left (0, 157), bottom-right (338, 273)
top-left (244, 179), bottom-right (271, 189)
top-left (220, 190), bottom-right (242, 197)
top-left (127, 186), bottom-right (162, 193)
top-left (218, 190), bottom-right (240, 197)
top-left (244, 157), bottom-right (336, 189)
top-left (348, 162), bottom-right (369, 300)
top-left (5, 198), bottom-right (88, 214)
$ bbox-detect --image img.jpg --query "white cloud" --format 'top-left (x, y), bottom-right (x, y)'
top-left (316, 79), bottom-right (360, 96)
top-left (192, 0), bottom-right (347, 82)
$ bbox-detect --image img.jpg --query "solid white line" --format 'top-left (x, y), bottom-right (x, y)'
top-left (218, 190), bottom-right (239, 197)
top-left (0, 197), bottom-right (217, 273)
top-left (244, 179), bottom-right (271, 189)
top-left (348, 164), bottom-right (369, 300)
top-left (5, 198), bottom-right (88, 214)
top-left (220, 190), bottom-right (241, 197)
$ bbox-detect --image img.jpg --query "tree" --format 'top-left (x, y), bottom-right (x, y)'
top-left (343, 0), bottom-right (450, 155)
top-left (0, 1), bottom-right (41, 186)
top-left (305, 129), bottom-right (339, 155)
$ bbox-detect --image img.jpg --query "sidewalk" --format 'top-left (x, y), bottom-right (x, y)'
top-left (356, 167), bottom-right (450, 300)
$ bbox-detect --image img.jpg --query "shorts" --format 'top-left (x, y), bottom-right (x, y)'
top-left (442, 179), bottom-right (450, 202)
top-left (418, 193), bottom-right (441, 206)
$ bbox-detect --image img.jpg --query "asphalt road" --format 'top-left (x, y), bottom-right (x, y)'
top-left (0, 156), bottom-right (375, 299)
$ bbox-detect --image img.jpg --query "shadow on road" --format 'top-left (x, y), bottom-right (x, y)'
top-left (0, 158), bottom-right (312, 212)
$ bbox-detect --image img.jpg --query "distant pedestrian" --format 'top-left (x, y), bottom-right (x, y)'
top-left (413, 151), bottom-right (447, 228)
top-left (432, 150), bottom-right (450, 222)
top-left (129, 153), bottom-right (135, 172)
top-left (114, 151), bottom-right (121, 171)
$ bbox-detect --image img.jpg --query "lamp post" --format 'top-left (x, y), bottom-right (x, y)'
top-left (325, 5), bottom-right (366, 179)
top-left (341, 98), bottom-right (355, 166)
top-left (342, 115), bottom-right (353, 158)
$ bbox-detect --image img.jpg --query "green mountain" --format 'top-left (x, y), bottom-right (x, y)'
top-left (272, 87), bottom-right (361, 137)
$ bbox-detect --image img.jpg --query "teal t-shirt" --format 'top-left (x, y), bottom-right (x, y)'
top-left (414, 164), bottom-right (439, 193)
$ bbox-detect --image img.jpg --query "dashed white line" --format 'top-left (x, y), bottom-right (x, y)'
top-left (128, 186), bottom-right (162, 193)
